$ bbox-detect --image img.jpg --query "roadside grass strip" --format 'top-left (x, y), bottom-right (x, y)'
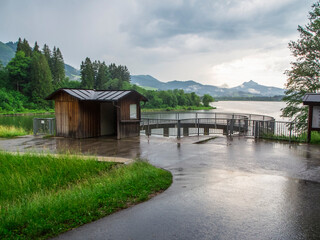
top-left (0, 152), bottom-right (172, 239)
top-left (0, 125), bottom-right (29, 138)
top-left (262, 131), bottom-right (320, 144)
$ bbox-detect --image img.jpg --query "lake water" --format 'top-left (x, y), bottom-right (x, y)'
top-left (0, 101), bottom-right (288, 131)
top-left (211, 101), bottom-right (288, 121)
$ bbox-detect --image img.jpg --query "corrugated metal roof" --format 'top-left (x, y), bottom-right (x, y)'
top-left (303, 93), bottom-right (320, 104)
top-left (46, 89), bottom-right (147, 102)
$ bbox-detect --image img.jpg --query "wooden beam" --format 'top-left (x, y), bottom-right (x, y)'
top-left (117, 106), bottom-right (121, 140)
top-left (307, 105), bottom-right (313, 143)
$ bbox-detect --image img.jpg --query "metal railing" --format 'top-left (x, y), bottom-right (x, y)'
top-left (140, 112), bottom-right (305, 142)
top-left (33, 118), bottom-right (55, 136)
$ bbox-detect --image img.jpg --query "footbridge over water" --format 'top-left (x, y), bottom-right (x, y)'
top-left (140, 112), bottom-right (276, 138)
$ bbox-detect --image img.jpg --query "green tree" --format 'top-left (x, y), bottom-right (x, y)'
top-left (51, 47), bottom-right (65, 88)
top-left (202, 94), bottom-right (214, 107)
top-left (108, 63), bottom-right (130, 87)
top-left (95, 62), bottom-right (109, 90)
top-left (189, 92), bottom-right (201, 107)
top-left (104, 78), bottom-right (122, 90)
top-left (0, 88), bottom-right (27, 112)
top-left (80, 57), bottom-right (95, 89)
top-left (29, 52), bottom-right (53, 108)
top-left (282, 1), bottom-right (320, 130)
top-left (16, 38), bottom-right (32, 57)
top-left (33, 41), bottom-right (40, 54)
top-left (60, 78), bottom-right (81, 89)
top-left (6, 51), bottom-right (31, 93)
top-left (42, 44), bottom-right (52, 68)
top-left (0, 61), bottom-right (9, 89)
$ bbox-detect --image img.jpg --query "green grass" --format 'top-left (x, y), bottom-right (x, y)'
top-left (0, 153), bottom-right (172, 239)
top-left (142, 105), bottom-right (215, 112)
top-left (0, 125), bottom-right (29, 138)
top-left (0, 109), bottom-right (54, 115)
top-left (261, 131), bottom-right (320, 144)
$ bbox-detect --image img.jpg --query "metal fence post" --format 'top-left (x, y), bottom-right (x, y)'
top-left (197, 118), bottom-right (200, 136)
top-left (289, 122), bottom-right (293, 143)
top-left (177, 120), bottom-right (181, 139)
top-left (230, 118), bottom-right (234, 136)
top-left (254, 121), bottom-right (260, 138)
top-left (33, 118), bottom-right (37, 135)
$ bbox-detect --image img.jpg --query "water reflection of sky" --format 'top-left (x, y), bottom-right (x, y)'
top-left (211, 101), bottom-right (288, 121)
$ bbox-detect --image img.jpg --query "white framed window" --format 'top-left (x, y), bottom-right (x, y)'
top-left (130, 104), bottom-right (137, 119)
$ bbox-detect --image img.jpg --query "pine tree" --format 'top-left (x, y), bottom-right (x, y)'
top-left (16, 38), bottom-right (23, 52)
top-left (33, 41), bottom-right (40, 54)
top-left (95, 62), bottom-right (109, 90)
top-left (51, 47), bottom-right (65, 88)
top-left (80, 57), bottom-right (95, 89)
top-left (282, 1), bottom-right (320, 130)
top-left (30, 52), bottom-right (53, 107)
top-left (108, 63), bottom-right (130, 89)
top-left (16, 38), bottom-right (32, 57)
top-left (42, 44), bottom-right (52, 66)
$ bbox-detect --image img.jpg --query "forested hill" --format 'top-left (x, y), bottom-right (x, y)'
top-left (0, 40), bottom-right (80, 80)
top-left (0, 41), bottom-right (17, 65)
top-left (131, 75), bottom-right (285, 98)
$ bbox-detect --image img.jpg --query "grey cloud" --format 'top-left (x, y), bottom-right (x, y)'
top-left (121, 0), bottom-right (311, 48)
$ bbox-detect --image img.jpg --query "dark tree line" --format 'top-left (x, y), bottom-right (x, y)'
top-left (0, 38), bottom-right (214, 113)
top-left (79, 58), bottom-right (214, 109)
top-left (80, 58), bottom-right (130, 90)
top-left (0, 38), bottom-right (76, 111)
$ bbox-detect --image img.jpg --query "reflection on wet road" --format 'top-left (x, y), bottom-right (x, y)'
top-left (1, 135), bottom-right (320, 239)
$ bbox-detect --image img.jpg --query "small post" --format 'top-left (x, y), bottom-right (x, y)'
top-left (230, 118), bottom-right (234, 136)
top-left (177, 120), bottom-right (181, 139)
top-left (289, 122), bottom-right (293, 143)
top-left (163, 127), bottom-right (169, 137)
top-left (147, 119), bottom-right (150, 136)
top-left (254, 121), bottom-right (260, 138)
top-left (197, 118), bottom-right (200, 136)
top-left (33, 118), bottom-right (37, 135)
top-left (183, 127), bottom-right (189, 136)
top-left (307, 105), bottom-right (313, 143)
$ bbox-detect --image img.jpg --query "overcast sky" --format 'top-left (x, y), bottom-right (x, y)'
top-left (0, 0), bottom-right (314, 88)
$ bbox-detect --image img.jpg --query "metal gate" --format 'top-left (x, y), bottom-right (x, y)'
top-left (33, 118), bottom-right (55, 135)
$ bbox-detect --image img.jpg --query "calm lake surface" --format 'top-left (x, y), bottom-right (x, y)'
top-left (0, 101), bottom-right (287, 131)
top-left (211, 101), bottom-right (288, 121)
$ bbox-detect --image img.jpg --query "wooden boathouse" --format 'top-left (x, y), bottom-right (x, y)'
top-left (46, 88), bottom-right (147, 139)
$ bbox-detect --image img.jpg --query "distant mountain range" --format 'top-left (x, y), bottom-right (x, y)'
top-left (130, 75), bottom-right (285, 97)
top-left (0, 40), bottom-right (80, 81)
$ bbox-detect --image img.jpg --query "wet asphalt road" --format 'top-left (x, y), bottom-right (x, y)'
top-left (1, 135), bottom-right (320, 239)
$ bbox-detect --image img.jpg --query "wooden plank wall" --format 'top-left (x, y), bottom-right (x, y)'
top-left (119, 122), bottom-right (140, 138)
top-left (54, 92), bottom-right (80, 138)
top-left (54, 92), bottom-right (101, 138)
top-left (118, 95), bottom-right (141, 138)
top-left (119, 95), bottom-right (141, 120)
top-left (78, 101), bottom-right (101, 138)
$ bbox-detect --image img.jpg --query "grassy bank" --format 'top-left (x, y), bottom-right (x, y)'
top-left (0, 153), bottom-right (172, 239)
top-left (262, 131), bottom-right (320, 144)
top-left (0, 125), bottom-right (29, 138)
top-left (142, 106), bottom-right (215, 112)
top-left (0, 109), bottom-right (54, 116)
